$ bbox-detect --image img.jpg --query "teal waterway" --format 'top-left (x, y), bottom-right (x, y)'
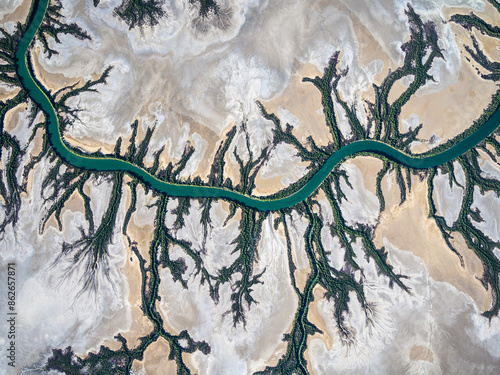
top-left (15, 0), bottom-right (500, 211)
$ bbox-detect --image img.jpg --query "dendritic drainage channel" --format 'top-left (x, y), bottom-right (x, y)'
top-left (1, 0), bottom-right (500, 373)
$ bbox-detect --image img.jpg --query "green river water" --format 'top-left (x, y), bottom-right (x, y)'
top-left (14, 0), bottom-right (500, 212)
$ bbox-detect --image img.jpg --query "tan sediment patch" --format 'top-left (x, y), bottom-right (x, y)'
top-left (262, 63), bottom-right (331, 148)
top-left (131, 338), bottom-right (177, 374)
top-left (43, 214), bottom-right (59, 231)
top-left (347, 156), bottom-right (383, 195)
top-left (22, 126), bottom-right (45, 195)
top-left (260, 340), bottom-right (288, 369)
top-left (223, 148), bottom-right (241, 190)
top-left (483, 141), bottom-right (498, 157)
top-left (40, 190), bottom-right (85, 232)
top-left (218, 200), bottom-right (231, 216)
top-left (253, 174), bottom-right (285, 197)
top-left (443, 3), bottom-right (500, 28)
top-left (129, 222), bottom-right (154, 264)
top-left (0, 0), bottom-right (31, 24)
top-left (350, 11), bottom-right (395, 78)
top-left (386, 77), bottom-right (409, 107)
top-left (448, 231), bottom-right (487, 295)
top-left (312, 188), bottom-right (326, 213)
top-left (294, 267), bottom-right (310, 294)
top-left (64, 190), bottom-right (84, 214)
top-left (477, 147), bottom-right (500, 171)
top-left (473, 29), bottom-right (500, 64)
top-left (410, 345), bottom-right (434, 363)
top-left (275, 212), bottom-right (285, 237)
top-left (307, 285), bottom-right (333, 349)
top-left (107, 182), bottom-right (155, 349)
top-left (130, 326), bottom-right (198, 375)
top-left (306, 285), bottom-right (333, 375)
top-left (65, 134), bottom-right (117, 155)
top-left (117, 243), bottom-right (154, 349)
top-left (349, 8), bottom-right (398, 108)
top-left (183, 354), bottom-right (197, 375)
top-left (253, 160), bottom-right (311, 196)
top-left (177, 113), bottom-right (221, 180)
top-left (379, 168), bottom-right (402, 212)
top-left (155, 298), bottom-right (181, 336)
top-left (94, 334), bottom-right (122, 354)
top-left (217, 200), bottom-right (242, 222)
top-left (4, 103), bottom-right (27, 132)
top-left (31, 47), bottom-right (82, 93)
top-left (0, 86), bottom-right (21, 102)
top-left (125, 184), bottom-right (155, 266)
top-left (44, 190), bottom-right (85, 231)
top-left (30, 123), bottom-right (44, 155)
top-left (402, 37), bottom-right (498, 154)
top-left (374, 176), bottom-right (491, 311)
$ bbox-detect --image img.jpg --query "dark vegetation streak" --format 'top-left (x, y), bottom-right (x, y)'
top-left (114, 0), bottom-right (167, 30)
top-left (112, 0), bottom-right (221, 29)
top-left (254, 5), bottom-right (500, 373)
top-left (451, 7), bottom-right (500, 81)
top-left (2, 0), bottom-right (500, 373)
top-left (36, 0), bottom-right (90, 58)
top-left (0, 17), bottom-right (31, 236)
top-left (427, 0), bottom-right (500, 319)
top-left (190, 0), bottom-right (220, 18)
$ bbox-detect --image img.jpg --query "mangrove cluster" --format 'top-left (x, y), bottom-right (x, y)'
top-left (1, 0), bottom-right (500, 374)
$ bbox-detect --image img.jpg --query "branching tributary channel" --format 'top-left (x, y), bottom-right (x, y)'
top-left (16, 0), bottom-right (500, 212)
top-left (9, 0), bottom-right (500, 373)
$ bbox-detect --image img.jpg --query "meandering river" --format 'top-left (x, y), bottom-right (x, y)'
top-left (14, 0), bottom-right (500, 211)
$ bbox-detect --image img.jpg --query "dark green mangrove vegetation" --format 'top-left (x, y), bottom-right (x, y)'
top-left (112, 0), bottom-right (221, 29)
top-left (450, 2), bottom-right (500, 82)
top-left (427, 0), bottom-right (500, 320)
top-left (36, 0), bottom-right (90, 58)
top-left (3, 0), bottom-right (500, 374)
top-left (191, 0), bottom-right (219, 18)
top-left (114, 0), bottom-right (167, 29)
top-left (0, 15), bottom-right (32, 236)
